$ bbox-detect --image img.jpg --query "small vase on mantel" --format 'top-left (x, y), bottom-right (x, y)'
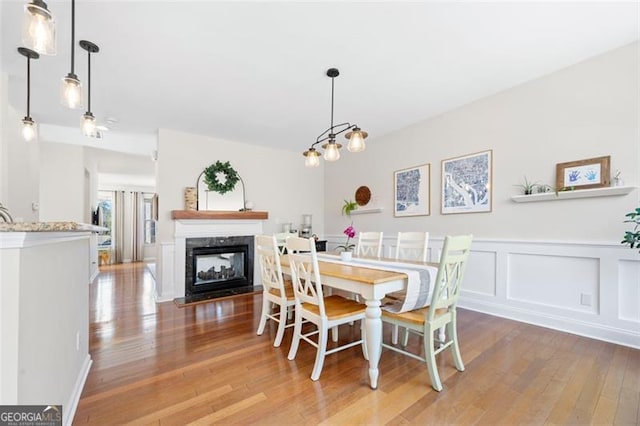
top-left (340, 251), bottom-right (353, 262)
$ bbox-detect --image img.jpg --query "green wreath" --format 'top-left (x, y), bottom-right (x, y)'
top-left (203, 161), bottom-right (240, 195)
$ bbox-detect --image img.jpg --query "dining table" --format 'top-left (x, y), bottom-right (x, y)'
top-left (279, 252), bottom-right (438, 389)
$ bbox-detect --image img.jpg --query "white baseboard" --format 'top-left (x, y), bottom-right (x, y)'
top-left (153, 291), bottom-right (174, 303)
top-left (64, 354), bottom-right (92, 426)
top-left (459, 298), bottom-right (640, 350)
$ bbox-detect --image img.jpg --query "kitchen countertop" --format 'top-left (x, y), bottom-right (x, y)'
top-left (0, 221), bottom-right (108, 232)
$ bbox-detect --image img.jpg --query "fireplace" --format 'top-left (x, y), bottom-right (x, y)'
top-left (185, 236), bottom-right (254, 298)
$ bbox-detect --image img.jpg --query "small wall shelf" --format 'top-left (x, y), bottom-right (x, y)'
top-left (350, 207), bottom-right (384, 215)
top-left (511, 186), bottom-right (636, 203)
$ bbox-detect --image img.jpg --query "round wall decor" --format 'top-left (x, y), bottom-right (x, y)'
top-left (355, 186), bottom-right (371, 206)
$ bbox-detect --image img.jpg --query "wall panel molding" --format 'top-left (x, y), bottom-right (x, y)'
top-left (326, 234), bottom-right (639, 348)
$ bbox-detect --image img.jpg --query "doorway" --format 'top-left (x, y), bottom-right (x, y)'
top-left (97, 191), bottom-right (114, 265)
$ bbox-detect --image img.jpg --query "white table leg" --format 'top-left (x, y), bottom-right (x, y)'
top-left (364, 298), bottom-right (382, 389)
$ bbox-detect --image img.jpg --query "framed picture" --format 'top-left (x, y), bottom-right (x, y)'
top-left (394, 163), bottom-right (430, 217)
top-left (555, 156), bottom-right (610, 190)
top-left (441, 150), bottom-right (492, 214)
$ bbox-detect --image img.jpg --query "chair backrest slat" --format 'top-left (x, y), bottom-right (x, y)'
top-left (428, 235), bottom-right (473, 321)
top-left (395, 231), bottom-right (429, 262)
top-left (356, 231), bottom-right (383, 257)
top-left (286, 236), bottom-right (325, 317)
top-left (273, 232), bottom-right (292, 255)
top-left (255, 235), bottom-right (286, 298)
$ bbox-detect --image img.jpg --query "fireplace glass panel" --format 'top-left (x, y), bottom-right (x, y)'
top-left (195, 252), bottom-right (245, 285)
top-left (185, 236), bottom-right (254, 298)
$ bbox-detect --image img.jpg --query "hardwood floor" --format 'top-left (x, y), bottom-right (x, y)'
top-left (74, 262), bottom-right (640, 425)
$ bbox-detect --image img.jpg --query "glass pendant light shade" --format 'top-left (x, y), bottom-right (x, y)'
top-left (323, 141), bottom-right (341, 162)
top-left (346, 127), bottom-right (368, 153)
top-left (61, 74), bottom-right (83, 109)
top-left (81, 112), bottom-right (97, 137)
top-left (22, 0), bottom-right (56, 55)
top-left (304, 148), bottom-right (321, 167)
top-left (22, 117), bottom-right (38, 142)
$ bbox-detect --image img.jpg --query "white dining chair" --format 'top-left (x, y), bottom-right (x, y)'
top-left (381, 234), bottom-right (473, 391)
top-left (273, 232), bottom-right (292, 255)
top-left (286, 236), bottom-right (368, 381)
top-left (255, 234), bottom-right (296, 347)
top-left (395, 231), bottom-right (429, 262)
top-left (356, 232), bottom-right (383, 258)
top-left (390, 231), bottom-right (429, 344)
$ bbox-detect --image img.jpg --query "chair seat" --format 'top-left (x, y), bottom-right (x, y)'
top-left (268, 279), bottom-right (295, 300)
top-left (382, 306), bottom-right (448, 326)
top-left (302, 295), bottom-right (365, 320)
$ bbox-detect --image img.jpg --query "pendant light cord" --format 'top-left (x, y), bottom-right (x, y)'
top-left (26, 56), bottom-right (31, 117)
top-left (329, 76), bottom-right (335, 133)
top-left (87, 51), bottom-right (91, 112)
top-left (70, 0), bottom-right (75, 74)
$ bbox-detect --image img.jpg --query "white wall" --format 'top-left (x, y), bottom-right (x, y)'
top-left (2, 104), bottom-right (40, 222)
top-left (155, 128), bottom-right (325, 298)
top-left (323, 42), bottom-right (640, 348)
top-left (325, 42), bottom-right (639, 240)
top-left (38, 142), bottom-right (85, 222)
top-left (0, 72), bottom-right (7, 205)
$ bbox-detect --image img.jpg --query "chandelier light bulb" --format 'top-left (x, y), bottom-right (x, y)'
top-left (22, 117), bottom-right (37, 142)
top-left (81, 112), bottom-right (97, 137)
top-left (347, 130), bottom-right (366, 153)
top-left (304, 149), bottom-right (321, 167)
top-left (323, 142), bottom-right (340, 162)
top-left (61, 75), bottom-right (83, 109)
top-left (22, 1), bottom-right (56, 55)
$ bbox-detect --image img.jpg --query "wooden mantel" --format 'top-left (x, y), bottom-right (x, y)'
top-left (171, 210), bottom-right (269, 220)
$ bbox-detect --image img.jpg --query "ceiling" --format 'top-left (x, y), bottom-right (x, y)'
top-left (2, 1), bottom-right (639, 154)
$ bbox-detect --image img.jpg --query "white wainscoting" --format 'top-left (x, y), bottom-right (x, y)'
top-left (326, 235), bottom-right (640, 349)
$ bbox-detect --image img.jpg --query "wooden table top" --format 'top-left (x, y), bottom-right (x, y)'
top-left (280, 254), bottom-right (417, 285)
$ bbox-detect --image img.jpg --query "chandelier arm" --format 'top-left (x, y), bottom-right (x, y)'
top-left (315, 122), bottom-right (353, 144)
top-left (330, 123), bottom-right (355, 138)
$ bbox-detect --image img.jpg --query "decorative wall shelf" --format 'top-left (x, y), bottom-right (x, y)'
top-left (350, 207), bottom-right (384, 215)
top-left (171, 210), bottom-right (268, 220)
top-left (511, 186), bottom-right (636, 203)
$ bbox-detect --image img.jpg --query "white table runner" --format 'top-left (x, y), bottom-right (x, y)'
top-left (316, 253), bottom-right (438, 313)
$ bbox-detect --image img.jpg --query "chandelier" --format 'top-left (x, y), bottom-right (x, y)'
top-left (303, 68), bottom-right (368, 167)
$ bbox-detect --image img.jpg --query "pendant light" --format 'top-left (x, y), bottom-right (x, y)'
top-left (302, 68), bottom-right (368, 167)
top-left (61, 0), bottom-right (82, 109)
top-left (80, 40), bottom-right (99, 137)
top-left (18, 47), bottom-right (40, 142)
top-left (22, 0), bottom-right (56, 55)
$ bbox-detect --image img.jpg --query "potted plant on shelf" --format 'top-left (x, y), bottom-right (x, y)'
top-left (621, 207), bottom-right (640, 253)
top-left (342, 199), bottom-right (358, 216)
top-left (514, 176), bottom-right (538, 195)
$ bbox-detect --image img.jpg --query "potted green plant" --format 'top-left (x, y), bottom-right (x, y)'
top-left (514, 176), bottom-right (538, 195)
top-left (621, 207), bottom-right (640, 253)
top-left (342, 199), bottom-right (358, 216)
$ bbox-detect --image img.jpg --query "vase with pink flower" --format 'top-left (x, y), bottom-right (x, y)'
top-left (337, 224), bottom-right (356, 261)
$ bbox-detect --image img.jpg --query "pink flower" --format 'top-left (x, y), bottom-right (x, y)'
top-left (338, 225), bottom-right (356, 252)
top-left (344, 225), bottom-right (355, 239)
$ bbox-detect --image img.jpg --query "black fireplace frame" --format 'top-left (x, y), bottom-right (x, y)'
top-left (185, 236), bottom-right (254, 297)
